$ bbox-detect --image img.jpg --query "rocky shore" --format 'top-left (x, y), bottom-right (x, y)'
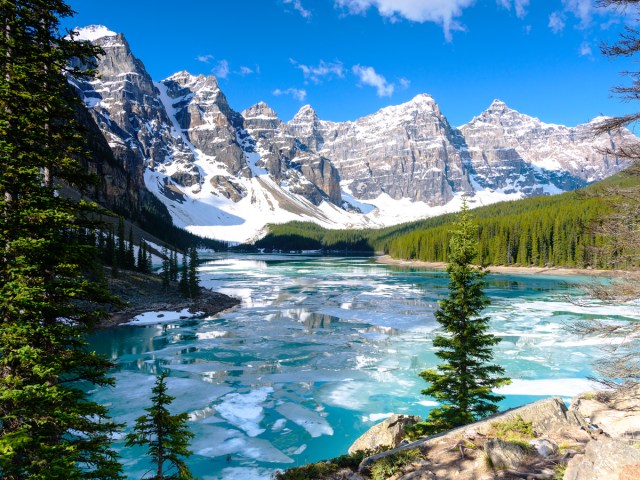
top-left (279, 386), bottom-right (640, 480)
top-left (99, 268), bottom-right (240, 328)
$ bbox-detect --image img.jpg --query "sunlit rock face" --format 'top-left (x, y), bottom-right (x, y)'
top-left (72, 25), bottom-right (637, 242)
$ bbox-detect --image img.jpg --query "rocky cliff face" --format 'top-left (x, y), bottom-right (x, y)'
top-left (72, 25), bottom-right (638, 242)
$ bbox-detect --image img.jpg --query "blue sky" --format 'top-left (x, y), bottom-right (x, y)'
top-left (63, 0), bottom-right (636, 127)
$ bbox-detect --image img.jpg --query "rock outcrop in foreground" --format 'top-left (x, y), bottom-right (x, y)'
top-left (281, 387), bottom-right (640, 480)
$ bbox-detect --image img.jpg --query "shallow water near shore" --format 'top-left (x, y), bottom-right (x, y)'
top-left (87, 254), bottom-right (639, 479)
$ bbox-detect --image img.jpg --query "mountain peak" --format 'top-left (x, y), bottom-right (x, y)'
top-left (485, 99), bottom-right (515, 114)
top-left (291, 104), bottom-right (318, 122)
top-left (400, 93), bottom-right (438, 112)
top-left (73, 25), bottom-right (117, 42)
top-left (242, 101), bottom-right (279, 120)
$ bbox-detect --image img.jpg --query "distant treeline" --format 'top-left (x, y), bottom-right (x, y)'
top-left (252, 170), bottom-right (640, 269)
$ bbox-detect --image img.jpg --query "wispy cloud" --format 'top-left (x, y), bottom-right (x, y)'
top-left (497, 0), bottom-right (530, 19)
top-left (579, 41), bottom-right (593, 57)
top-left (196, 54), bottom-right (214, 64)
top-left (212, 60), bottom-right (230, 79)
top-left (563, 0), bottom-right (594, 29)
top-left (335, 0), bottom-right (475, 41)
top-left (398, 77), bottom-right (411, 89)
top-left (548, 12), bottom-right (566, 34)
top-left (273, 87), bottom-right (307, 101)
top-left (283, 0), bottom-right (311, 18)
top-left (352, 65), bottom-right (394, 97)
top-left (291, 59), bottom-right (344, 84)
top-left (238, 66), bottom-right (255, 75)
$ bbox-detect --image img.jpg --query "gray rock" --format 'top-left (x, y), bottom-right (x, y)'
top-left (348, 414), bottom-right (421, 455)
top-left (528, 438), bottom-right (558, 458)
top-left (563, 438), bottom-right (640, 480)
top-left (484, 439), bottom-right (529, 470)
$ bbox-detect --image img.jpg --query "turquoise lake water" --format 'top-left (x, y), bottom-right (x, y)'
top-left (87, 254), bottom-right (639, 479)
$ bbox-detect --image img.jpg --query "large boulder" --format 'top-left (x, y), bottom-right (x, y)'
top-left (484, 438), bottom-right (529, 470)
top-left (564, 438), bottom-right (640, 480)
top-left (348, 414), bottom-right (421, 455)
top-left (571, 388), bottom-right (640, 438)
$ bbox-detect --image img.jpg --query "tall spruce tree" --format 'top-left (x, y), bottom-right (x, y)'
top-left (125, 372), bottom-right (194, 480)
top-left (187, 247), bottom-right (200, 298)
top-left (178, 252), bottom-right (189, 297)
top-left (0, 1), bottom-right (123, 478)
top-left (161, 247), bottom-right (170, 289)
top-left (408, 200), bottom-right (510, 438)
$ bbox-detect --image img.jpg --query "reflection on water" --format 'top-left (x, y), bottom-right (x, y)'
top-left (87, 254), bottom-right (638, 480)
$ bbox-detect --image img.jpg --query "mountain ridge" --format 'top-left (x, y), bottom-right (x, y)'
top-left (72, 25), bottom-right (638, 243)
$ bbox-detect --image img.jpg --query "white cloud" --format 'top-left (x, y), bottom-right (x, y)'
top-left (579, 41), bottom-right (593, 56)
top-left (291, 59), bottom-right (344, 84)
top-left (283, 0), bottom-right (312, 18)
top-left (399, 77), bottom-right (411, 89)
top-left (496, 0), bottom-right (529, 19)
top-left (273, 87), bottom-right (307, 101)
top-left (352, 65), bottom-right (394, 97)
top-left (212, 60), bottom-right (230, 79)
top-left (514, 0), bottom-right (529, 19)
top-left (563, 0), bottom-right (593, 28)
top-left (548, 12), bottom-right (566, 34)
top-left (196, 54), bottom-right (214, 64)
top-left (523, 24), bottom-right (532, 34)
top-left (335, 0), bottom-right (475, 41)
top-left (238, 66), bottom-right (254, 75)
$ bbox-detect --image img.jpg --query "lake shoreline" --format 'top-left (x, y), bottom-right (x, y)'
top-left (376, 255), bottom-right (640, 278)
top-left (100, 268), bottom-right (240, 328)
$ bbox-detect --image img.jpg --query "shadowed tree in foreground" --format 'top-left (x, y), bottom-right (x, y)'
top-left (0, 1), bottom-right (123, 478)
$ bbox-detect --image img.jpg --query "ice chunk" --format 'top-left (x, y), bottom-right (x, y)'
top-left (276, 403), bottom-right (334, 437)
top-left (362, 413), bottom-right (393, 422)
top-left (192, 426), bottom-right (292, 464)
top-left (216, 387), bottom-right (273, 437)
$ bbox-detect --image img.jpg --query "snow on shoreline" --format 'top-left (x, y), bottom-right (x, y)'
top-left (122, 308), bottom-right (204, 326)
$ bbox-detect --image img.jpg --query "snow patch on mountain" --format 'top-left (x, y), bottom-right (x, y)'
top-left (73, 25), bottom-right (117, 41)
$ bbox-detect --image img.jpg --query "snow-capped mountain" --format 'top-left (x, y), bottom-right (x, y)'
top-left (72, 25), bottom-right (637, 243)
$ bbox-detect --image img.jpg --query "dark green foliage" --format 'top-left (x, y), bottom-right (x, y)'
top-left (169, 249), bottom-right (178, 282)
top-left (0, 1), bottom-right (123, 477)
top-left (408, 202), bottom-right (510, 438)
top-left (117, 217), bottom-right (126, 266)
top-left (178, 252), bottom-right (189, 297)
top-left (125, 371), bottom-right (194, 480)
top-left (252, 172), bottom-right (640, 269)
top-left (127, 226), bottom-right (136, 269)
top-left (161, 247), bottom-right (170, 289)
top-left (187, 247), bottom-right (199, 298)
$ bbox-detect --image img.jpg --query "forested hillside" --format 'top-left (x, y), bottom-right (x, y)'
top-left (253, 169), bottom-right (640, 269)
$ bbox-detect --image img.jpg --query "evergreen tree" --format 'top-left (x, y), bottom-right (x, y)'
top-left (161, 247), bottom-right (170, 289)
top-left (187, 247), bottom-right (200, 298)
top-left (178, 252), bottom-right (189, 297)
top-left (408, 200), bottom-right (510, 438)
top-left (169, 249), bottom-right (178, 282)
top-left (0, 2), bottom-right (123, 477)
top-left (127, 226), bottom-right (136, 270)
top-left (125, 372), bottom-right (194, 480)
top-left (117, 217), bottom-right (126, 267)
top-left (137, 239), bottom-right (145, 272)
